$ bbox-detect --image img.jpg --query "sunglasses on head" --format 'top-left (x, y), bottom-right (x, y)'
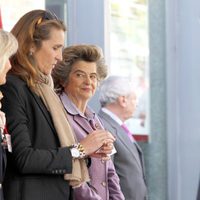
top-left (36, 10), bottom-right (59, 26)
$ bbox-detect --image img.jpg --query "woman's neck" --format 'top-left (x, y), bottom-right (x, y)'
top-left (65, 93), bottom-right (88, 114)
top-left (75, 101), bottom-right (87, 114)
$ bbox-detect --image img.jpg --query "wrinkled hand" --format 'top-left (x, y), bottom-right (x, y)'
top-left (93, 141), bottom-right (115, 160)
top-left (80, 130), bottom-right (115, 157)
top-left (95, 141), bottom-right (113, 154)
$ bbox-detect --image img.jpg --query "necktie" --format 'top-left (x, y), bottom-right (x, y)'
top-left (121, 123), bottom-right (134, 142)
top-left (121, 123), bottom-right (142, 168)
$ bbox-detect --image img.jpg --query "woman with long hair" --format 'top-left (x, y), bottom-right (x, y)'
top-left (0, 10), bottom-right (115, 200)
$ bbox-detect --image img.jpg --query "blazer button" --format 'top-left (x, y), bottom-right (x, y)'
top-left (101, 181), bottom-right (106, 187)
top-left (95, 123), bottom-right (101, 129)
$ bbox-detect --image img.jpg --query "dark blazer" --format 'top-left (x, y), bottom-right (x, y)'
top-left (0, 141), bottom-right (6, 200)
top-left (0, 75), bottom-right (73, 200)
top-left (98, 109), bottom-right (148, 200)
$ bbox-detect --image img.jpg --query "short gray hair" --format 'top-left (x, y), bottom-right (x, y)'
top-left (99, 76), bottom-right (136, 107)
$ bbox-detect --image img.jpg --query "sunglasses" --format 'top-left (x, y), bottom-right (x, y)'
top-left (36, 10), bottom-right (59, 26)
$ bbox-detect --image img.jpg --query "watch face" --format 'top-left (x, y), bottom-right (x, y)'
top-left (71, 147), bottom-right (80, 158)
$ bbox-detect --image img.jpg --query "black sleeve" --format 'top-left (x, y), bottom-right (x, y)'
top-left (0, 77), bottom-right (73, 175)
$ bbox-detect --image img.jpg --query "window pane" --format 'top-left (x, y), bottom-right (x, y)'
top-left (110, 0), bottom-right (149, 138)
top-left (1, 0), bottom-right (45, 31)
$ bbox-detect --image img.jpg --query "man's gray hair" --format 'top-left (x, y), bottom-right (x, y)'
top-left (99, 76), bottom-right (136, 107)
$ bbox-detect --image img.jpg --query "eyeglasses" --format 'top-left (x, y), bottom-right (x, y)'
top-left (71, 70), bottom-right (99, 82)
top-left (36, 10), bottom-right (59, 26)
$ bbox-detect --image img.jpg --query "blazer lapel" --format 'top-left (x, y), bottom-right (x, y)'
top-left (73, 115), bottom-right (94, 134)
top-left (99, 110), bottom-right (143, 170)
top-left (118, 127), bottom-right (145, 173)
top-left (115, 124), bottom-right (143, 170)
top-left (29, 90), bottom-right (55, 131)
top-left (134, 141), bottom-right (146, 178)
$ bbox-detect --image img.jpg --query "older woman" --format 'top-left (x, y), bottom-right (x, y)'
top-left (0, 10), bottom-right (115, 200)
top-left (0, 29), bottom-right (18, 200)
top-left (52, 44), bottom-right (125, 200)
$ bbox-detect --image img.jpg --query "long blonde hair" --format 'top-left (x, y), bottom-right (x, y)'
top-left (0, 29), bottom-right (18, 73)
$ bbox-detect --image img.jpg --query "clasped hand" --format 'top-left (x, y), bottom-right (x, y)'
top-left (80, 130), bottom-right (115, 159)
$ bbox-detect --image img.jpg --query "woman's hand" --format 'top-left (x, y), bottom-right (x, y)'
top-left (98, 141), bottom-right (114, 154)
top-left (93, 141), bottom-right (116, 160)
top-left (80, 130), bottom-right (115, 157)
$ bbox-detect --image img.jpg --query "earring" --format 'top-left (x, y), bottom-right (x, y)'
top-left (29, 51), bottom-right (33, 56)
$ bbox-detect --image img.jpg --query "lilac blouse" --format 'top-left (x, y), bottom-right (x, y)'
top-left (60, 93), bottom-right (124, 200)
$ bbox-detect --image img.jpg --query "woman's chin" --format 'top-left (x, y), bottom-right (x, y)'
top-left (0, 78), bottom-right (6, 85)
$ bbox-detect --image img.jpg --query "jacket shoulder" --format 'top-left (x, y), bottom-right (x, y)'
top-left (98, 111), bottom-right (118, 136)
top-left (6, 75), bottom-right (26, 87)
top-left (1, 75), bottom-right (27, 93)
top-left (0, 75), bottom-right (31, 106)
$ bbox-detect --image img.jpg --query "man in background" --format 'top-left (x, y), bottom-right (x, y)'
top-left (98, 76), bottom-right (148, 200)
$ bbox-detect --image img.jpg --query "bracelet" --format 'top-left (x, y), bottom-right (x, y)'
top-left (71, 143), bottom-right (86, 159)
top-left (77, 143), bottom-right (86, 158)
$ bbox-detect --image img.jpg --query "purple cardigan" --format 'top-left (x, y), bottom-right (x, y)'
top-left (60, 93), bottom-right (124, 200)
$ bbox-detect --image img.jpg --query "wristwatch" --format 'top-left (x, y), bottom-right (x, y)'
top-left (70, 143), bottom-right (86, 159)
top-left (70, 146), bottom-right (80, 158)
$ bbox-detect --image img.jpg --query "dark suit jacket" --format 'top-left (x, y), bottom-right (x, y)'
top-left (0, 75), bottom-right (73, 200)
top-left (0, 141), bottom-right (6, 200)
top-left (98, 109), bottom-right (148, 200)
